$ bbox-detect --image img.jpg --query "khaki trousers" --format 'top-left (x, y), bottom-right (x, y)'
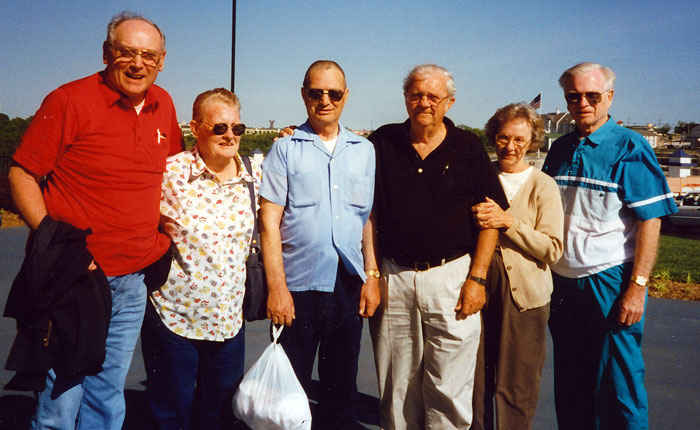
top-left (472, 252), bottom-right (549, 430)
top-left (370, 254), bottom-right (481, 430)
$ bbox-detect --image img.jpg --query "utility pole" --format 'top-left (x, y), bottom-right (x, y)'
top-left (230, 0), bottom-right (237, 92)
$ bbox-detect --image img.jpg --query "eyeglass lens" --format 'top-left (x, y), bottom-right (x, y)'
top-left (565, 92), bottom-right (604, 105)
top-left (306, 88), bottom-right (344, 102)
top-left (211, 123), bottom-right (246, 136)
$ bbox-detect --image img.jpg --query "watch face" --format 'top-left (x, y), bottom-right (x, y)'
top-left (633, 276), bottom-right (648, 287)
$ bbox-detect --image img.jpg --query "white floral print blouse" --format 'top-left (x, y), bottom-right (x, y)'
top-left (151, 148), bottom-right (262, 341)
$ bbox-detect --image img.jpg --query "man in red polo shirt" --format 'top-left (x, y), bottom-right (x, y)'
top-left (8, 11), bottom-right (182, 430)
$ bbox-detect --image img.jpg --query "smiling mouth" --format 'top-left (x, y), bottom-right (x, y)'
top-left (125, 72), bottom-right (145, 80)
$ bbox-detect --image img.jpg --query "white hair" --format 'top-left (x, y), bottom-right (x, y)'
top-left (403, 64), bottom-right (456, 96)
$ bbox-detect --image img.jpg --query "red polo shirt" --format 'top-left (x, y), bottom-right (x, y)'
top-left (13, 72), bottom-right (183, 276)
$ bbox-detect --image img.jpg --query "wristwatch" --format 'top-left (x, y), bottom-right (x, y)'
top-left (631, 275), bottom-right (648, 287)
top-left (468, 275), bottom-right (488, 286)
top-left (366, 269), bottom-right (381, 279)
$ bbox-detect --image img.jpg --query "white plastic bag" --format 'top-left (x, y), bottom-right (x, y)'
top-left (234, 325), bottom-right (312, 430)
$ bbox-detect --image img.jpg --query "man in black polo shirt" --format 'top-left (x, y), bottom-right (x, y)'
top-left (368, 64), bottom-right (507, 430)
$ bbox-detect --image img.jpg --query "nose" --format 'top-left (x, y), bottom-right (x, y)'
top-left (418, 95), bottom-right (432, 107)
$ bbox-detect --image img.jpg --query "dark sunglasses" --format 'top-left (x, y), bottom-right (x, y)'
top-left (204, 122), bottom-right (246, 136)
top-left (564, 90), bottom-right (609, 106)
top-left (305, 88), bottom-right (345, 102)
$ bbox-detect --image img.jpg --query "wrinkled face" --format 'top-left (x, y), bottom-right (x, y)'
top-left (404, 72), bottom-right (454, 129)
top-left (563, 69), bottom-right (614, 135)
top-left (302, 67), bottom-right (348, 131)
top-left (495, 118), bottom-right (532, 173)
top-left (192, 100), bottom-right (242, 164)
top-left (103, 19), bottom-right (165, 105)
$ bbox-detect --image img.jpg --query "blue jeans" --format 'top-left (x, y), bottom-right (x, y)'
top-left (31, 272), bottom-right (148, 430)
top-left (549, 263), bottom-right (648, 430)
top-left (141, 300), bottom-right (245, 430)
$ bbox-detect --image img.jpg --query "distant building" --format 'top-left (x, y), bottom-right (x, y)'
top-left (179, 122), bottom-right (192, 137)
top-left (541, 110), bottom-right (575, 135)
top-left (690, 125), bottom-right (700, 147)
top-left (541, 110), bottom-right (575, 150)
top-left (624, 124), bottom-right (666, 149)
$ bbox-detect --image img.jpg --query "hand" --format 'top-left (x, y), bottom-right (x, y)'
top-left (267, 288), bottom-right (295, 326)
top-left (358, 278), bottom-right (381, 318)
top-left (454, 279), bottom-right (486, 320)
top-left (273, 125), bottom-right (296, 141)
top-left (471, 197), bottom-right (512, 229)
top-left (617, 282), bottom-right (646, 326)
top-left (88, 259), bottom-right (97, 271)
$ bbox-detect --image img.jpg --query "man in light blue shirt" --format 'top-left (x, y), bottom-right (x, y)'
top-left (259, 60), bottom-right (380, 428)
top-left (543, 62), bottom-right (677, 430)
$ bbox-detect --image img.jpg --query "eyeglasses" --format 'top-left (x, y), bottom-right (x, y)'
top-left (304, 88), bottom-right (345, 103)
top-left (495, 135), bottom-right (530, 148)
top-left (564, 90), bottom-right (610, 106)
top-left (405, 92), bottom-right (451, 105)
top-left (109, 43), bottom-right (162, 68)
top-left (201, 122), bottom-right (246, 136)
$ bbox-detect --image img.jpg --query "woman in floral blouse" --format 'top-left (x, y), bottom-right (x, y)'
top-left (141, 88), bottom-right (262, 430)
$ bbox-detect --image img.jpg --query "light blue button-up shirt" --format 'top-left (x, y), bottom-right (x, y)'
top-left (260, 121), bottom-right (375, 292)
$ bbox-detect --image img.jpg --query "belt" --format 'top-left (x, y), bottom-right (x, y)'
top-left (390, 251), bottom-right (468, 272)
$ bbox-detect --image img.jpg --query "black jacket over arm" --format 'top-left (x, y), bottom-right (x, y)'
top-left (4, 216), bottom-right (111, 394)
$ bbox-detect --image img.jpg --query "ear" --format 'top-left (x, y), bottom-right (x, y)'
top-left (158, 50), bottom-right (167, 72)
top-left (102, 41), bottom-right (110, 65)
top-left (189, 120), bottom-right (199, 138)
top-left (607, 89), bottom-right (614, 103)
top-left (445, 96), bottom-right (456, 111)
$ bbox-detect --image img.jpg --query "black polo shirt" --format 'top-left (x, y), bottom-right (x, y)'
top-left (369, 117), bottom-right (507, 263)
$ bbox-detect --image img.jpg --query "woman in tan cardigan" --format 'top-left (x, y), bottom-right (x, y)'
top-left (471, 103), bottom-right (564, 430)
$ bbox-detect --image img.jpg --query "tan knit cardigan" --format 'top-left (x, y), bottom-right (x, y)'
top-left (499, 169), bottom-right (564, 311)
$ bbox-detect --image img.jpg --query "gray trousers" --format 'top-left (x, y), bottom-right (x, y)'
top-left (370, 253), bottom-right (481, 430)
top-left (472, 252), bottom-right (549, 430)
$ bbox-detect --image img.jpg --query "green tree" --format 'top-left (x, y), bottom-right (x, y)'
top-left (674, 121), bottom-right (699, 135)
top-left (0, 114), bottom-right (32, 156)
top-left (658, 123), bottom-right (671, 134)
top-left (457, 124), bottom-right (493, 151)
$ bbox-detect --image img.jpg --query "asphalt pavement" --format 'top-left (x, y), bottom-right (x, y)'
top-left (0, 226), bottom-right (698, 429)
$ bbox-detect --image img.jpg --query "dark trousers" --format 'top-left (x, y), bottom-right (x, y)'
top-left (279, 264), bottom-right (363, 428)
top-left (548, 263), bottom-right (648, 430)
top-left (141, 300), bottom-right (245, 430)
top-left (473, 252), bottom-right (549, 430)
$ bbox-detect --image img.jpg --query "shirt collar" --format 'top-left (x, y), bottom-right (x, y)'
top-left (398, 116), bottom-right (457, 146)
top-left (294, 120), bottom-right (361, 148)
top-left (97, 70), bottom-right (159, 111)
top-left (188, 147), bottom-right (254, 184)
top-left (578, 116), bottom-right (616, 147)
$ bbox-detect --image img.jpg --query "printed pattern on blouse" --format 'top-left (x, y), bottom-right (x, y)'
top-left (151, 148), bottom-right (263, 341)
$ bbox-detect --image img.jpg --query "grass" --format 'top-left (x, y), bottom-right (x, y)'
top-left (653, 235), bottom-right (700, 283)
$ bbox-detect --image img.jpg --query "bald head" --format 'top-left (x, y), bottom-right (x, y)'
top-left (302, 60), bottom-right (346, 89)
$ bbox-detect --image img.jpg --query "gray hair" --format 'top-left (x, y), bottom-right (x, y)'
top-left (559, 62), bottom-right (616, 91)
top-left (485, 102), bottom-right (545, 150)
top-left (106, 11), bottom-right (165, 51)
top-left (403, 64), bottom-right (456, 96)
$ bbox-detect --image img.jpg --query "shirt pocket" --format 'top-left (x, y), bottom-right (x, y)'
top-left (344, 175), bottom-right (371, 208)
top-left (288, 171), bottom-right (321, 207)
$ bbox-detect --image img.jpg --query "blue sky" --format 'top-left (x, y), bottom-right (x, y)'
top-left (1, 0), bottom-right (698, 130)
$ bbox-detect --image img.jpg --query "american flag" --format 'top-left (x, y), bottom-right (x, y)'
top-left (529, 93), bottom-right (542, 110)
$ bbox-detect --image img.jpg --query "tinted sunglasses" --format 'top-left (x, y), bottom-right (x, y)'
top-left (204, 122), bottom-right (246, 136)
top-left (564, 90), bottom-right (609, 106)
top-left (305, 88), bottom-right (345, 102)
